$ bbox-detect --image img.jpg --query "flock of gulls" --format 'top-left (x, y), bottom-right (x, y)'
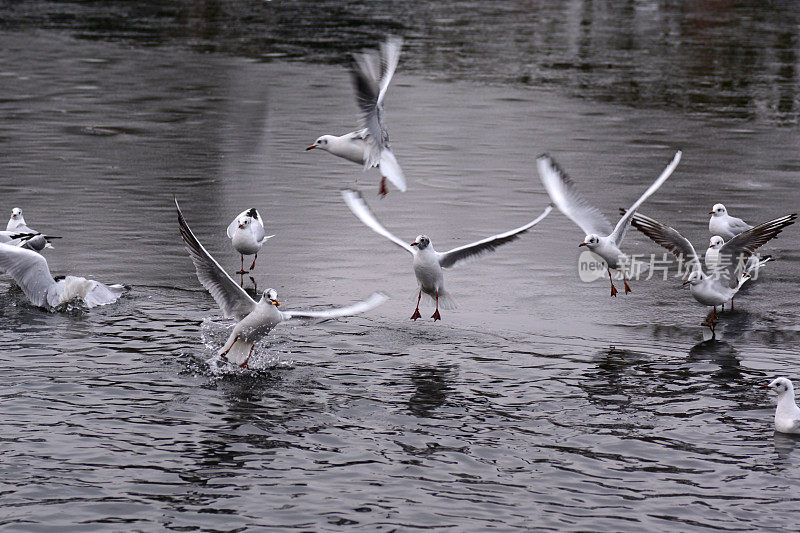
top-left (2, 37), bottom-right (799, 433)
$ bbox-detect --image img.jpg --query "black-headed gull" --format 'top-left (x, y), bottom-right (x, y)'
top-left (4, 207), bottom-right (59, 252)
top-left (341, 189), bottom-right (552, 321)
top-left (226, 208), bottom-right (274, 276)
top-left (764, 378), bottom-right (800, 434)
top-left (629, 211), bottom-right (796, 334)
top-left (176, 198), bottom-right (387, 368)
top-left (705, 235), bottom-right (771, 284)
top-left (709, 203), bottom-right (753, 239)
top-left (0, 242), bottom-right (124, 309)
top-left (306, 36), bottom-right (406, 197)
top-left (537, 151), bottom-right (682, 296)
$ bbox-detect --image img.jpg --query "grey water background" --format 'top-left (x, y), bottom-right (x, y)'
top-left (2, 1), bottom-right (800, 530)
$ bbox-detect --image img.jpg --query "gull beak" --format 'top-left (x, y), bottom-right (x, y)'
top-left (761, 384), bottom-right (771, 389)
top-left (578, 242), bottom-right (587, 247)
top-left (238, 223), bottom-right (244, 229)
top-left (305, 145), bottom-right (316, 151)
top-left (271, 299), bottom-right (280, 306)
top-left (708, 210), bottom-right (714, 214)
top-left (410, 242), bottom-right (418, 247)
top-left (682, 279), bottom-right (691, 286)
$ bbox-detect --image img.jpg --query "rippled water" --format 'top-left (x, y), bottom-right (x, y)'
top-left (2, 5), bottom-right (800, 531)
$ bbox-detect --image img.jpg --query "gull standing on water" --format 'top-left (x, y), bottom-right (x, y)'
top-left (227, 208), bottom-right (274, 276)
top-left (0, 242), bottom-right (124, 309)
top-left (628, 211), bottom-right (796, 333)
top-left (306, 36), bottom-right (406, 197)
top-left (176, 199), bottom-right (387, 368)
top-left (764, 378), bottom-right (800, 434)
top-left (341, 189), bottom-right (552, 321)
top-left (537, 151), bottom-right (682, 296)
top-left (705, 235), bottom-right (771, 282)
top-left (709, 203), bottom-right (753, 240)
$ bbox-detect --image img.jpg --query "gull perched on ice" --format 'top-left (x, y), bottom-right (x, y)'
top-left (342, 189), bottom-right (552, 321)
top-left (537, 151), bottom-right (682, 296)
top-left (226, 208), bottom-right (274, 276)
top-left (0, 242), bottom-right (124, 309)
top-left (306, 36), bottom-right (406, 197)
top-left (709, 203), bottom-right (753, 240)
top-left (764, 378), bottom-right (800, 434)
top-left (3, 207), bottom-right (59, 252)
top-left (176, 198), bottom-right (387, 368)
top-left (629, 211), bottom-right (796, 334)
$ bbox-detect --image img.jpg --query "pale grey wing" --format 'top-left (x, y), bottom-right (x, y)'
top-left (341, 189), bottom-right (415, 254)
top-left (351, 47), bottom-right (386, 169)
top-left (377, 36), bottom-right (402, 105)
top-left (175, 198), bottom-right (256, 320)
top-left (611, 150), bottom-right (682, 246)
top-left (437, 205), bottom-right (553, 269)
top-left (536, 154), bottom-right (614, 236)
top-left (280, 292), bottom-right (388, 322)
top-left (379, 147), bottom-right (406, 192)
top-left (0, 242), bottom-right (56, 307)
top-left (628, 212), bottom-right (702, 272)
top-left (718, 214), bottom-right (797, 287)
top-left (728, 216), bottom-right (753, 235)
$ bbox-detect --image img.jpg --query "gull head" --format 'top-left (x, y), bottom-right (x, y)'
top-left (578, 234), bottom-right (600, 249)
top-left (682, 270), bottom-right (704, 287)
top-left (10, 207), bottom-right (22, 220)
top-left (708, 236), bottom-right (724, 249)
top-left (410, 235), bottom-right (430, 250)
top-left (710, 203), bottom-right (727, 216)
top-left (765, 377), bottom-right (794, 396)
top-left (261, 288), bottom-right (280, 307)
top-left (307, 135), bottom-right (332, 151)
top-left (237, 216), bottom-right (252, 230)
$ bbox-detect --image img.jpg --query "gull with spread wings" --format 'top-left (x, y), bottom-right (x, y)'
top-left (536, 151), bottom-right (682, 296)
top-left (341, 189), bottom-right (552, 321)
top-left (628, 211), bottom-right (796, 334)
top-left (306, 36), bottom-right (406, 197)
top-left (176, 198), bottom-right (387, 368)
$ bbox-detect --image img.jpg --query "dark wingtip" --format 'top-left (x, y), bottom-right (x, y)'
top-left (246, 208), bottom-right (258, 218)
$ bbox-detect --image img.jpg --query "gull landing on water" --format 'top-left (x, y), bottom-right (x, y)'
top-left (176, 198), bottom-right (387, 369)
top-left (341, 189), bottom-right (552, 321)
top-left (0, 242), bottom-right (124, 309)
top-left (709, 203), bottom-right (753, 240)
top-left (306, 36), bottom-right (406, 197)
top-left (537, 151), bottom-right (682, 297)
top-left (227, 208), bottom-right (274, 280)
top-left (764, 378), bottom-right (800, 434)
top-left (2, 207), bottom-right (60, 252)
top-left (628, 211), bottom-right (796, 335)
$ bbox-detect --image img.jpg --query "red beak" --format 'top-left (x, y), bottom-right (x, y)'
top-left (306, 145), bottom-right (316, 151)
top-left (682, 279), bottom-right (691, 286)
top-left (578, 242), bottom-right (587, 247)
top-left (708, 210), bottom-right (714, 214)
top-left (410, 242), bottom-right (418, 247)
top-left (761, 384), bottom-right (771, 388)
top-left (239, 223), bottom-right (244, 229)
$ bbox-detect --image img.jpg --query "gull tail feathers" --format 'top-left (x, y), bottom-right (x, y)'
top-left (379, 149), bottom-right (406, 192)
top-left (420, 289), bottom-right (456, 310)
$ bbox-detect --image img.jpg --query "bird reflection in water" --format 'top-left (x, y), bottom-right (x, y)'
top-left (688, 339), bottom-right (742, 384)
top-left (407, 364), bottom-right (456, 418)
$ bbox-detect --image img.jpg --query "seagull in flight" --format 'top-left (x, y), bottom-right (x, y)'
top-left (709, 203), bottom-right (753, 239)
top-left (0, 242), bottom-right (124, 309)
top-left (227, 208), bottom-right (274, 278)
top-left (306, 36), bottom-right (406, 197)
top-left (341, 189), bottom-right (552, 321)
top-left (537, 151), bottom-right (682, 296)
top-left (176, 198), bottom-right (387, 368)
top-left (628, 211), bottom-right (796, 334)
top-left (764, 377), bottom-right (800, 434)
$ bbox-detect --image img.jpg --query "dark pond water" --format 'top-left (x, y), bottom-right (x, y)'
top-left (2, 2), bottom-right (800, 531)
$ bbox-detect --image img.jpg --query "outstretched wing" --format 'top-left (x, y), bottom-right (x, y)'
top-left (536, 154), bottom-right (615, 236)
top-left (175, 198), bottom-right (256, 320)
top-left (437, 205), bottom-right (553, 269)
top-left (0, 242), bottom-right (56, 307)
top-left (718, 214), bottom-right (797, 287)
top-left (280, 292), bottom-right (388, 322)
top-left (628, 212), bottom-right (702, 272)
top-left (610, 151), bottom-right (682, 246)
top-left (341, 189), bottom-right (415, 254)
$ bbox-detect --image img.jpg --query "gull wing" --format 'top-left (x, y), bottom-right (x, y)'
top-left (718, 214), bottom-right (797, 287)
top-left (727, 215), bottom-right (753, 235)
top-left (610, 151), bottom-right (682, 246)
top-left (176, 198), bottom-right (256, 321)
top-left (437, 205), bottom-right (553, 269)
top-left (341, 189), bottom-right (415, 255)
top-left (379, 147), bottom-right (407, 192)
top-left (536, 154), bottom-right (615, 237)
top-left (628, 212), bottom-right (702, 272)
top-left (0, 242), bottom-right (56, 307)
top-left (280, 292), bottom-right (388, 322)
